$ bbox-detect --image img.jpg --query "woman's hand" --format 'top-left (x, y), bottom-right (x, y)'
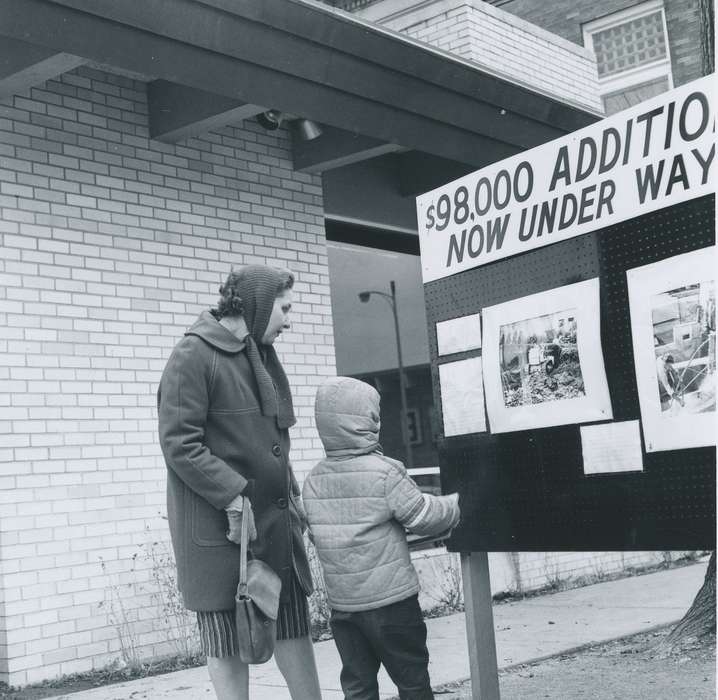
top-left (225, 496), bottom-right (257, 543)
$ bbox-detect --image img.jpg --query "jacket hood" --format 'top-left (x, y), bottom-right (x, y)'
top-left (185, 310), bottom-right (247, 353)
top-left (315, 377), bottom-right (381, 457)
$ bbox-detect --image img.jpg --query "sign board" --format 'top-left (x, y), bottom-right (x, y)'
top-left (416, 76), bottom-right (715, 283)
top-left (420, 78), bottom-right (716, 551)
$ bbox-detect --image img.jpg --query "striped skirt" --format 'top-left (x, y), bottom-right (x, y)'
top-left (197, 573), bottom-right (310, 658)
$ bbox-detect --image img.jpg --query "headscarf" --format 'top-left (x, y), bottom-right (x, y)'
top-left (229, 265), bottom-right (296, 430)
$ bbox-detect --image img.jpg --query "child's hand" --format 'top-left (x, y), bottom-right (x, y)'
top-left (447, 492), bottom-right (461, 528)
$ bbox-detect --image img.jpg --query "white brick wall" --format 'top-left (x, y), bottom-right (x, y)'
top-left (352, 0), bottom-right (604, 114)
top-left (0, 66), bottom-right (335, 686)
top-left (413, 549), bottom-right (698, 610)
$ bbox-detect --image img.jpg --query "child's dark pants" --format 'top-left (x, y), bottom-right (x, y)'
top-left (329, 594), bottom-right (433, 700)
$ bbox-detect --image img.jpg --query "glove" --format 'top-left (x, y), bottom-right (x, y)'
top-left (225, 496), bottom-right (257, 544)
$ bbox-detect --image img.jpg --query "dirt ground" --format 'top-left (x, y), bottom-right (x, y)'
top-left (434, 627), bottom-right (716, 700)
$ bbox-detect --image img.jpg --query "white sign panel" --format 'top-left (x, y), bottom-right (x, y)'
top-left (482, 278), bottom-right (613, 433)
top-left (627, 246), bottom-right (716, 452)
top-left (416, 76), bottom-right (715, 283)
top-left (581, 421), bottom-right (644, 475)
top-left (436, 313), bottom-right (482, 356)
top-left (438, 357), bottom-right (487, 436)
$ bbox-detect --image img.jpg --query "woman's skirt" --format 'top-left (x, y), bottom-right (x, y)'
top-left (196, 572), bottom-right (310, 658)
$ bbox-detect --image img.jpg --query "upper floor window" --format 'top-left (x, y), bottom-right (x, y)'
top-left (583, 1), bottom-right (673, 114)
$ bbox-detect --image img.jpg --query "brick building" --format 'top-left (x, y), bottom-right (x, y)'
top-left (2, 0), bottom-right (709, 687)
top-left (485, 0), bottom-right (711, 113)
top-left (0, 0), bottom-right (601, 685)
top-left (339, 0), bottom-right (713, 113)
top-left (0, 70), bottom-right (336, 681)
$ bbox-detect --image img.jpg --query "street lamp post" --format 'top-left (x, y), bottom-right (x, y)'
top-left (358, 280), bottom-right (414, 468)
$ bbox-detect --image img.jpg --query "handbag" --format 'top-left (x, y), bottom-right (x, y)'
top-left (234, 496), bottom-right (282, 664)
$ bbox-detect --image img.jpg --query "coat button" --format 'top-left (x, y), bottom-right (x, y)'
top-left (272, 444), bottom-right (282, 457)
top-left (277, 497), bottom-right (288, 509)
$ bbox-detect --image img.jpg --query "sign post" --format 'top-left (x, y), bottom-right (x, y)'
top-left (461, 552), bottom-right (500, 700)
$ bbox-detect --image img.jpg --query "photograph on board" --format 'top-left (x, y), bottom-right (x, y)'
top-left (628, 246), bottom-right (716, 452)
top-left (652, 281), bottom-right (715, 415)
top-left (500, 309), bottom-right (585, 408)
top-left (482, 278), bottom-right (613, 433)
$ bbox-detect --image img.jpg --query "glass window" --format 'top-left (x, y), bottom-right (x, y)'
top-left (583, 1), bottom-right (673, 115)
top-left (592, 11), bottom-right (666, 76)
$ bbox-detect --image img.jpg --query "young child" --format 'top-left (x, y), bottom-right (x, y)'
top-left (302, 376), bottom-right (460, 700)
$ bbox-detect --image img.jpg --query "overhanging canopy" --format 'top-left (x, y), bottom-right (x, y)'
top-left (0, 0), bottom-right (598, 173)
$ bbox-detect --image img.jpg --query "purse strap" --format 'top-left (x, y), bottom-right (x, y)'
top-left (238, 496), bottom-right (250, 598)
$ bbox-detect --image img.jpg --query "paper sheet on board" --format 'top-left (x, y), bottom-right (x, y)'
top-left (581, 421), bottom-right (643, 475)
top-left (439, 356), bottom-right (487, 436)
top-left (436, 313), bottom-right (482, 356)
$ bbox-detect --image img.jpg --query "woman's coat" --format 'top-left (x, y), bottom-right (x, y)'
top-left (158, 311), bottom-right (311, 611)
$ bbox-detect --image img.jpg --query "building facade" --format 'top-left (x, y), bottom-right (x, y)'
top-left (486, 0), bottom-right (711, 113)
top-left (0, 66), bottom-right (334, 684)
top-left (3, 0), bottom-right (708, 687)
top-left (0, 0), bottom-right (600, 685)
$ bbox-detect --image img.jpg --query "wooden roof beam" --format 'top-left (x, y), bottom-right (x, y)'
top-left (0, 36), bottom-right (84, 99)
top-left (146, 80), bottom-right (265, 142)
top-left (0, 0), bottom-right (598, 166)
top-left (292, 125), bottom-right (404, 173)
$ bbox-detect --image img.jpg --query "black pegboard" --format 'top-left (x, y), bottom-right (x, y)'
top-left (425, 195), bottom-right (715, 551)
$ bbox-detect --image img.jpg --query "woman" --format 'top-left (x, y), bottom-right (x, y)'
top-left (158, 265), bottom-right (322, 700)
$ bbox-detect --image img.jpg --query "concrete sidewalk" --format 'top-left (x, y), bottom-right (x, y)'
top-left (46, 561), bottom-right (708, 699)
